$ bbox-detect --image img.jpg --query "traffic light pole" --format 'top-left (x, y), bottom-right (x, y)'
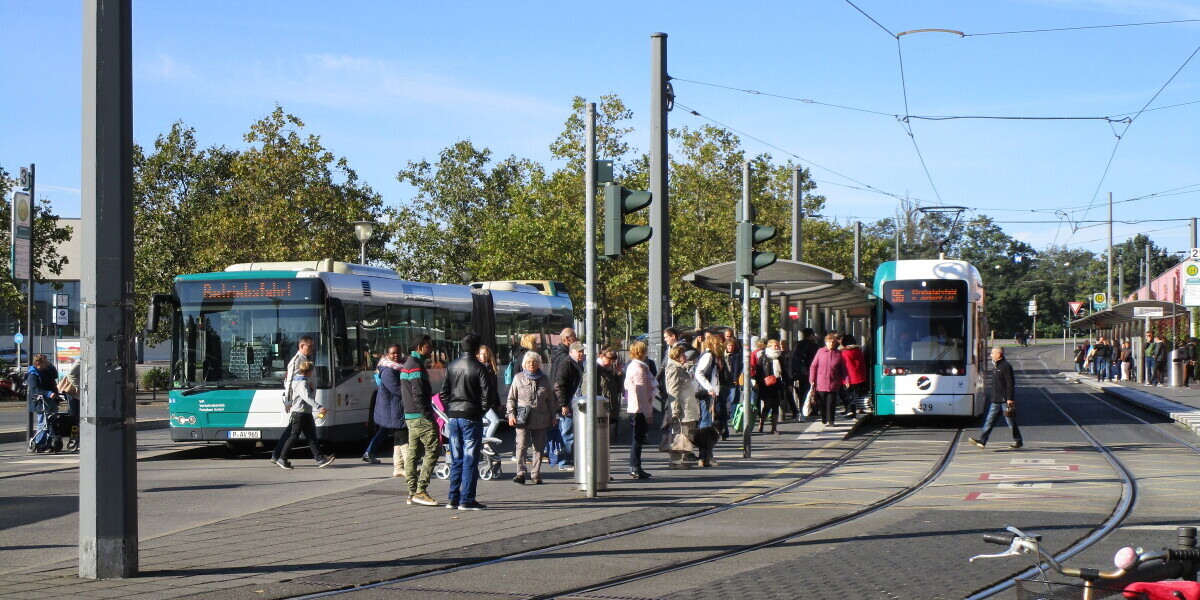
top-left (81, 0), bottom-right (138, 578)
top-left (740, 162), bottom-right (753, 459)
top-left (648, 32), bottom-right (669, 372)
top-left (583, 102), bottom-right (598, 499)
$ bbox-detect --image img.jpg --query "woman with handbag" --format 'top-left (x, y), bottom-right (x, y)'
top-left (808, 333), bottom-right (848, 426)
top-left (507, 352), bottom-right (555, 485)
top-left (624, 341), bottom-right (658, 480)
top-left (755, 339), bottom-right (786, 434)
top-left (664, 345), bottom-right (698, 469)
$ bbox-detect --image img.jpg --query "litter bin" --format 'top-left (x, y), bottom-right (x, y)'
top-left (574, 395), bottom-right (610, 492)
top-left (1169, 348), bottom-right (1187, 387)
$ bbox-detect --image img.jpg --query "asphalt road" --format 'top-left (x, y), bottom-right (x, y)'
top-left (0, 401), bottom-right (170, 431)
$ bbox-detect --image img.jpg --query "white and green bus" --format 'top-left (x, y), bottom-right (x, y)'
top-left (148, 260), bottom-right (572, 450)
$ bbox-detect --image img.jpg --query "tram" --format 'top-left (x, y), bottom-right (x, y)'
top-left (147, 259), bottom-right (572, 447)
top-left (871, 259), bottom-right (987, 417)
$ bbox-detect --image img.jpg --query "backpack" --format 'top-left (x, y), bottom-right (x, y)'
top-left (504, 356), bottom-right (520, 386)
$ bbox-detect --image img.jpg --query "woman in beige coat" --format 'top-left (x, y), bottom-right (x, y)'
top-left (507, 352), bottom-right (555, 484)
top-left (665, 345), bottom-right (699, 469)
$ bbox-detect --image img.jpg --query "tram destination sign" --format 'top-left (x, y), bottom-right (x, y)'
top-left (887, 286), bottom-right (961, 303)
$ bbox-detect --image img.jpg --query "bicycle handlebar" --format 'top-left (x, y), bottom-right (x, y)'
top-left (973, 527), bottom-right (1200, 583)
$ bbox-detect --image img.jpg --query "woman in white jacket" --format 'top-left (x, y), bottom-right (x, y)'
top-left (275, 360), bottom-right (335, 470)
top-left (624, 341), bottom-right (658, 480)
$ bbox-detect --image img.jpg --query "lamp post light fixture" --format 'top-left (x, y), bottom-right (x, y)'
top-left (352, 220), bottom-right (375, 264)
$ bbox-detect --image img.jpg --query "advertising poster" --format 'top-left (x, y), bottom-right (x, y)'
top-left (55, 339), bottom-right (81, 373)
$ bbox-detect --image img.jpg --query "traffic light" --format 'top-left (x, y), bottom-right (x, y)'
top-left (736, 220), bottom-right (777, 279)
top-left (603, 183), bottom-right (653, 258)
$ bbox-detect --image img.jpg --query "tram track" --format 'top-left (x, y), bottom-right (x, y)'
top-left (289, 421), bottom-right (963, 600)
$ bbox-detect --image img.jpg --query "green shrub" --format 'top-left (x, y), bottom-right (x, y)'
top-left (141, 367), bottom-right (170, 391)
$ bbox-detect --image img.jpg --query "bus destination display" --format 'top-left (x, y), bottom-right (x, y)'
top-left (888, 287), bottom-right (960, 303)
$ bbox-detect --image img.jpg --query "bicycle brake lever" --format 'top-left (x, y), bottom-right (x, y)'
top-left (970, 548), bottom-right (1020, 563)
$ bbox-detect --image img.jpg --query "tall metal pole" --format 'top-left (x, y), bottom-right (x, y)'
top-left (1107, 192), bottom-right (1113, 307)
top-left (583, 102), bottom-right (598, 498)
top-left (648, 33), bottom-right (670, 371)
top-left (81, 0), bottom-right (138, 578)
top-left (759, 289), bottom-right (769, 339)
top-left (22, 165), bottom-right (35, 443)
top-left (895, 216), bottom-right (901, 262)
top-left (791, 168), bottom-right (802, 262)
top-left (740, 162), bottom-right (753, 459)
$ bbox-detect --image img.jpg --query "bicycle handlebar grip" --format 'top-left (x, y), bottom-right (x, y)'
top-left (983, 532), bottom-right (1016, 545)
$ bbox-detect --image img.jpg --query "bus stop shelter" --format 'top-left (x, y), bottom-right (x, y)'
top-left (1070, 299), bottom-right (1191, 384)
top-left (681, 259), bottom-right (874, 343)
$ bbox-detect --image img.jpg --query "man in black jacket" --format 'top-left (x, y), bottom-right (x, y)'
top-left (790, 329), bottom-right (819, 420)
top-left (440, 333), bottom-right (493, 510)
top-left (969, 346), bottom-right (1023, 450)
top-left (551, 342), bottom-right (585, 470)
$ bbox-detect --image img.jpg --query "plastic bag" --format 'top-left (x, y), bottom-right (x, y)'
top-left (801, 388), bottom-right (815, 418)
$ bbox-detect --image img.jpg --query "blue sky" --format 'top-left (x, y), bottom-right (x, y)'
top-left (2, 0), bottom-right (1198, 257)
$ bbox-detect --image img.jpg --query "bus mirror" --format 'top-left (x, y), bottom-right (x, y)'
top-left (147, 294), bottom-right (176, 334)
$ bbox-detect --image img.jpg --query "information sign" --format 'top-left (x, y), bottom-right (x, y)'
top-left (1182, 260), bottom-right (1200, 307)
top-left (1091, 292), bottom-right (1108, 310)
top-left (10, 191), bottom-right (31, 281)
top-left (13, 333), bottom-right (24, 345)
top-left (1133, 307), bottom-right (1165, 318)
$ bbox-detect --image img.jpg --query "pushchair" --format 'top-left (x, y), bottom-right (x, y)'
top-left (430, 394), bottom-right (505, 481)
top-left (28, 394), bottom-right (77, 454)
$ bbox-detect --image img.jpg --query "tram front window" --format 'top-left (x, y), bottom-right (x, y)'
top-left (882, 280), bottom-right (967, 367)
top-left (172, 279), bottom-right (328, 389)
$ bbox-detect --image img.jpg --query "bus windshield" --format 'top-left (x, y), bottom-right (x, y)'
top-left (881, 280), bottom-right (967, 366)
top-left (172, 278), bottom-right (328, 389)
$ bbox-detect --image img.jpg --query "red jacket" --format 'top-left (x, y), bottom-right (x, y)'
top-left (841, 346), bottom-right (866, 385)
top-left (809, 347), bottom-right (847, 393)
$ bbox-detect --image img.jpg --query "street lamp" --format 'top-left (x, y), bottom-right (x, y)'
top-left (352, 220), bottom-right (375, 264)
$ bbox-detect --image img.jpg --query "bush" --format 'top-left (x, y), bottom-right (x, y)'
top-left (141, 367), bottom-right (170, 391)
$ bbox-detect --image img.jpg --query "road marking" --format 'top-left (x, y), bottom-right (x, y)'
top-left (980, 472), bottom-right (1074, 481)
top-left (965, 491), bottom-right (1076, 500)
top-left (998, 482), bottom-right (1053, 489)
top-left (1010, 458), bottom-right (1056, 464)
top-left (10, 458), bottom-right (78, 465)
top-left (1000, 464), bottom-right (1079, 471)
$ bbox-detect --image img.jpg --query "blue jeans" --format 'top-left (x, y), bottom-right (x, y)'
top-left (546, 422), bottom-right (564, 465)
top-left (32, 410), bottom-right (52, 448)
top-left (364, 426), bottom-right (395, 458)
top-left (1074, 361), bottom-right (1084, 373)
top-left (1145, 357), bottom-right (1155, 384)
top-left (447, 418), bottom-right (482, 505)
top-left (554, 415), bottom-right (574, 468)
top-left (978, 402), bottom-right (1022, 445)
top-left (1094, 357), bottom-right (1109, 381)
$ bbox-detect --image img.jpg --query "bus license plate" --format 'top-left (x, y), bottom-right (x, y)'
top-left (227, 430), bottom-right (261, 439)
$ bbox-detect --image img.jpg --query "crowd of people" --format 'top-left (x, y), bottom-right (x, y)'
top-left (1074, 333), bottom-right (1197, 388)
top-left (265, 324), bottom-right (871, 509)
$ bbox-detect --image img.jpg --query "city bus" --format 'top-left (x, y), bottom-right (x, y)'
top-left (871, 259), bottom-right (987, 417)
top-left (148, 259), bottom-right (573, 450)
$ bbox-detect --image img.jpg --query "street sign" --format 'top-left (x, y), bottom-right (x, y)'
top-left (1183, 260), bottom-right (1200, 307)
top-left (52, 308), bottom-right (69, 325)
top-left (1092, 292), bottom-right (1107, 310)
top-left (788, 306), bottom-right (799, 320)
top-left (13, 333), bottom-right (23, 345)
top-left (1026, 309), bottom-right (1036, 316)
top-left (10, 191), bottom-right (32, 281)
top-left (54, 293), bottom-right (69, 308)
top-left (1133, 307), bottom-right (1164, 318)
top-left (18, 167), bottom-right (30, 190)
top-left (1068, 301), bottom-right (1083, 316)
top-left (1027, 300), bottom-right (1037, 309)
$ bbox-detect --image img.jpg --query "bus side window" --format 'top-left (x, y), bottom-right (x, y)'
top-left (361, 304), bottom-right (387, 367)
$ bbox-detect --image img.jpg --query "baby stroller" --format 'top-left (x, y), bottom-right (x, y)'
top-left (28, 394), bottom-right (77, 454)
top-left (430, 394), bottom-right (505, 481)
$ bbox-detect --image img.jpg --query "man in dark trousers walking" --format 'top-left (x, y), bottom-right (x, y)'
top-left (440, 333), bottom-right (493, 510)
top-left (969, 346), bottom-right (1023, 450)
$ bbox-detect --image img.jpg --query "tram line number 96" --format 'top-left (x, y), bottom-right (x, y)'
top-left (919, 403), bottom-right (934, 412)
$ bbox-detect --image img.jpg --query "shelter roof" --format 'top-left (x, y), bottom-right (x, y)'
top-left (1069, 299), bottom-right (1189, 330)
top-left (681, 259), bottom-right (874, 311)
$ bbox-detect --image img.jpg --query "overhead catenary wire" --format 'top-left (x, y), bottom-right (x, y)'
top-left (965, 19), bottom-right (1200, 37)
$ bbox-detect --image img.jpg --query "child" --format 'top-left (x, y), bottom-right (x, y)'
top-left (275, 360), bottom-right (335, 469)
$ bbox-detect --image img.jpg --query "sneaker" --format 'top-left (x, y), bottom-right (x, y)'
top-left (1009, 442), bottom-right (1023, 449)
top-left (411, 492), bottom-right (438, 506)
top-left (509, 455), bottom-right (520, 463)
top-left (531, 476), bottom-right (543, 484)
top-left (362, 454), bottom-right (380, 464)
top-left (274, 458), bottom-right (294, 470)
top-left (513, 474), bottom-right (526, 484)
top-left (968, 437), bottom-right (986, 449)
top-left (558, 465), bottom-right (575, 472)
top-left (446, 501), bottom-right (459, 510)
top-left (458, 501), bottom-right (486, 511)
top-left (406, 496), bottom-right (414, 505)
top-left (317, 456), bottom-right (336, 468)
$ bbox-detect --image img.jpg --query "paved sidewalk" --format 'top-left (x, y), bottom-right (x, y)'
top-left (0, 417), bottom-right (850, 600)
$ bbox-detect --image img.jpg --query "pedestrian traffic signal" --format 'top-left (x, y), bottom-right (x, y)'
top-left (603, 183), bottom-right (653, 258)
top-left (736, 220), bottom-right (777, 279)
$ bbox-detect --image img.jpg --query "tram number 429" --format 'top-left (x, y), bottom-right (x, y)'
top-left (918, 403), bottom-right (935, 412)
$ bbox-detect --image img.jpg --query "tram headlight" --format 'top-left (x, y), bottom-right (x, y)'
top-left (884, 367), bottom-right (909, 376)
